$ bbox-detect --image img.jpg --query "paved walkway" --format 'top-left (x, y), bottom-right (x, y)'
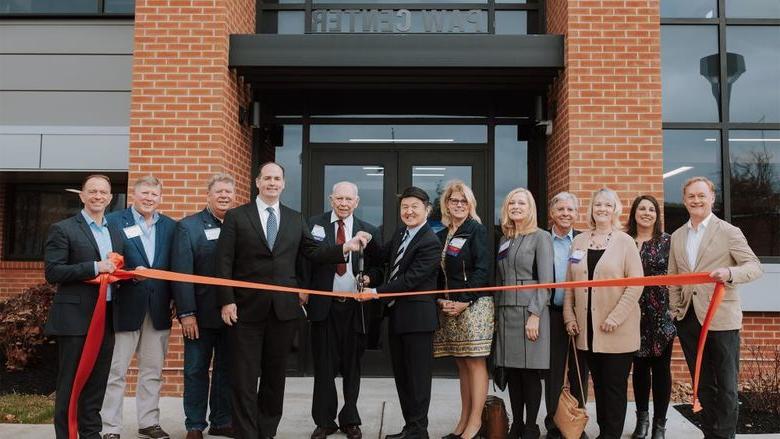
top-left (1, 377), bottom-right (776, 438)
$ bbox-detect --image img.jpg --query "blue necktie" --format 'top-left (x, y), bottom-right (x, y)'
top-left (266, 207), bottom-right (278, 250)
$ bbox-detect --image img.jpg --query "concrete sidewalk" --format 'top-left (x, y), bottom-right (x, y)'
top-left (1, 377), bottom-right (776, 438)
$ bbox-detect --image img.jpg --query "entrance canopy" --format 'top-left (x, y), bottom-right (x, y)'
top-left (229, 34), bottom-right (564, 91)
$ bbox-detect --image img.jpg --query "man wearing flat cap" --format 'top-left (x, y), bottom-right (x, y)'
top-left (364, 187), bottom-right (442, 439)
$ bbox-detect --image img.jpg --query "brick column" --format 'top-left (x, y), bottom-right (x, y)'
top-left (127, 0), bottom-right (256, 395)
top-left (546, 0), bottom-right (663, 221)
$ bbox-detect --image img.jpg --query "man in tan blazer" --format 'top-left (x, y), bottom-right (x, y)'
top-left (668, 176), bottom-right (762, 439)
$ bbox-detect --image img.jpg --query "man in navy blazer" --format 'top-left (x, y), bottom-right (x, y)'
top-left (171, 173), bottom-right (236, 439)
top-left (101, 176), bottom-right (176, 439)
top-left (305, 181), bottom-right (381, 439)
top-left (45, 174), bottom-right (125, 439)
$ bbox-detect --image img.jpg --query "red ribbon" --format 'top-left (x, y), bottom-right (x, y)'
top-left (69, 253), bottom-right (722, 436)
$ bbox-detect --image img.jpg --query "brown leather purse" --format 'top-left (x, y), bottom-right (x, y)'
top-left (553, 336), bottom-right (589, 439)
top-left (479, 394), bottom-right (509, 439)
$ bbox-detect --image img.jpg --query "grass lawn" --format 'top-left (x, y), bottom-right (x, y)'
top-left (0, 393), bottom-right (54, 424)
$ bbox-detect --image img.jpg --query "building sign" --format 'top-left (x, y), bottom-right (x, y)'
top-left (311, 9), bottom-right (486, 34)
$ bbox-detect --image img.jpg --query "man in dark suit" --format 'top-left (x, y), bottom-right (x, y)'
top-left (306, 181), bottom-right (381, 439)
top-left (44, 174), bottom-right (125, 439)
top-left (171, 173), bottom-right (237, 439)
top-left (101, 175), bottom-right (176, 439)
top-left (544, 191), bottom-right (589, 439)
top-left (216, 162), bottom-right (369, 439)
top-left (364, 186), bottom-right (442, 439)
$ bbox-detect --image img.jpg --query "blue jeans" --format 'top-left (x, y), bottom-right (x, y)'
top-left (183, 326), bottom-right (232, 432)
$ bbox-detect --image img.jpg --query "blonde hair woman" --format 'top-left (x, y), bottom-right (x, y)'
top-left (563, 187), bottom-right (644, 439)
top-left (495, 188), bottom-right (553, 439)
top-left (433, 180), bottom-right (492, 439)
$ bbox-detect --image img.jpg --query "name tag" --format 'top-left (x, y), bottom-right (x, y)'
top-left (447, 237), bottom-right (467, 257)
top-left (204, 228), bottom-right (221, 241)
top-left (123, 225), bottom-right (142, 239)
top-left (569, 249), bottom-right (585, 263)
top-left (311, 225), bottom-right (326, 241)
top-left (497, 240), bottom-right (511, 260)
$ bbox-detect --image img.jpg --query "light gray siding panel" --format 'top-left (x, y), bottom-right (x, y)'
top-left (0, 92), bottom-right (131, 126)
top-left (0, 134), bottom-right (41, 169)
top-left (40, 134), bottom-right (128, 170)
top-left (0, 21), bottom-right (134, 54)
top-left (742, 264), bottom-right (780, 312)
top-left (0, 55), bottom-right (132, 91)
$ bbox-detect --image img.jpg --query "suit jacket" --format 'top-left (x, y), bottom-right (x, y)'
top-left (171, 208), bottom-right (225, 329)
top-left (563, 230), bottom-right (644, 354)
top-left (44, 212), bottom-right (125, 336)
top-left (107, 207), bottom-right (176, 331)
top-left (368, 223), bottom-right (442, 334)
top-left (436, 218), bottom-right (490, 302)
top-left (304, 212), bottom-right (381, 333)
top-left (668, 215), bottom-right (763, 331)
top-left (215, 201), bottom-right (347, 323)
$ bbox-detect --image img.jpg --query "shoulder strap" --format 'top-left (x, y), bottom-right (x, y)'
top-left (562, 335), bottom-right (587, 407)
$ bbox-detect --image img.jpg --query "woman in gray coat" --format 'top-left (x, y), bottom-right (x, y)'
top-left (495, 188), bottom-right (554, 439)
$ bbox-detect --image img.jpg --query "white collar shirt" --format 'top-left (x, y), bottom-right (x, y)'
top-left (330, 212), bottom-right (356, 292)
top-left (255, 197), bottom-right (280, 241)
top-left (686, 212), bottom-right (714, 270)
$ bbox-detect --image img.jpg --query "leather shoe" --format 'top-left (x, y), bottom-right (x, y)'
top-left (185, 432), bottom-right (203, 439)
top-left (341, 425), bottom-right (363, 439)
top-left (386, 429), bottom-right (428, 439)
top-left (311, 426), bottom-right (338, 439)
top-left (207, 425), bottom-right (234, 437)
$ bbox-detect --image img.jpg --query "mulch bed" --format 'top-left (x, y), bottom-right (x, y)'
top-left (674, 394), bottom-right (780, 434)
top-left (0, 342), bottom-right (58, 396)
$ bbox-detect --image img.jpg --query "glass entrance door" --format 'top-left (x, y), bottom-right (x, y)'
top-left (307, 145), bottom-right (488, 376)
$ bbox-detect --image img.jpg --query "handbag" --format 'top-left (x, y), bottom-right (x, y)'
top-left (488, 336), bottom-right (508, 391)
top-left (479, 394), bottom-right (509, 439)
top-left (553, 336), bottom-right (589, 439)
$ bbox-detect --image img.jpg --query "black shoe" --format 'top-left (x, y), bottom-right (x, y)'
top-left (207, 425), bottom-right (235, 437)
top-left (311, 426), bottom-right (339, 439)
top-left (651, 417), bottom-right (666, 439)
top-left (631, 410), bottom-right (650, 439)
top-left (386, 429), bottom-right (409, 439)
top-left (138, 425), bottom-right (170, 439)
top-left (341, 424), bottom-right (363, 439)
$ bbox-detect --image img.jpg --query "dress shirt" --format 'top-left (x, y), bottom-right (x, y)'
top-left (82, 209), bottom-right (114, 301)
top-left (255, 197), bottom-right (280, 242)
top-left (131, 207), bottom-right (160, 266)
top-left (331, 212), bottom-right (356, 293)
top-left (551, 227), bottom-right (574, 307)
top-left (686, 212), bottom-right (714, 270)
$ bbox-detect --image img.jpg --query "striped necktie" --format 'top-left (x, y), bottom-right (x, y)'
top-left (390, 229), bottom-right (410, 279)
top-left (266, 207), bottom-right (278, 250)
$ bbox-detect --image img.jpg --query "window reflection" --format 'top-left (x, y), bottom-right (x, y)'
top-left (661, 26), bottom-right (720, 122)
top-left (662, 130), bottom-right (723, 233)
top-left (494, 126), bottom-right (528, 225)
top-left (660, 0), bottom-right (717, 18)
top-left (730, 130), bottom-right (780, 257)
top-left (309, 125), bottom-right (487, 143)
top-left (727, 27), bottom-right (780, 123)
top-left (725, 0), bottom-right (780, 18)
top-left (276, 125), bottom-right (303, 210)
top-left (0, 0), bottom-right (98, 13)
top-left (495, 11), bottom-right (528, 35)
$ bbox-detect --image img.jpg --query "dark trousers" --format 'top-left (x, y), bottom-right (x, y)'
top-left (311, 301), bottom-right (366, 429)
top-left (677, 308), bottom-right (740, 439)
top-left (229, 311), bottom-right (297, 439)
top-left (507, 368), bottom-right (543, 439)
top-left (544, 308), bottom-right (590, 433)
top-left (183, 326), bottom-right (232, 432)
top-left (54, 305), bottom-right (114, 439)
top-left (586, 351), bottom-right (634, 439)
top-left (389, 331), bottom-right (433, 434)
top-left (632, 342), bottom-right (673, 418)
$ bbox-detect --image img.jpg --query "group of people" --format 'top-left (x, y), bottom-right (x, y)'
top-left (44, 162), bottom-right (762, 439)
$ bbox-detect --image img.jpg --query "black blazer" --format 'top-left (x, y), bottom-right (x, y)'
top-left (368, 222), bottom-right (442, 334)
top-left (107, 208), bottom-right (176, 332)
top-left (215, 202), bottom-right (347, 323)
top-left (436, 218), bottom-right (490, 303)
top-left (171, 208), bottom-right (225, 329)
top-left (304, 212), bottom-right (381, 333)
top-left (44, 212), bottom-right (125, 336)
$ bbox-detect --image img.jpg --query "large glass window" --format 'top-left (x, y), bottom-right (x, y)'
top-left (729, 130), bottom-right (780, 257)
top-left (661, 26), bottom-right (720, 122)
top-left (0, 0), bottom-right (133, 14)
top-left (309, 124), bottom-right (487, 143)
top-left (660, 0), bottom-right (717, 18)
top-left (276, 125), bottom-right (304, 210)
top-left (725, 0), bottom-right (780, 18)
top-left (494, 125), bottom-right (528, 225)
top-left (662, 130), bottom-right (723, 233)
top-left (726, 26), bottom-right (780, 123)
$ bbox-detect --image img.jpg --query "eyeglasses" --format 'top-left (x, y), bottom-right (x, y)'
top-left (448, 198), bottom-right (468, 205)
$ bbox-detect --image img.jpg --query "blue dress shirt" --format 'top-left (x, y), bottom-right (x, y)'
top-left (81, 209), bottom-right (114, 301)
top-left (551, 228), bottom-right (574, 307)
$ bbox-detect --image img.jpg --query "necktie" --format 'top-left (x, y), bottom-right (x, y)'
top-left (266, 207), bottom-right (278, 250)
top-left (336, 220), bottom-right (347, 276)
top-left (390, 229), bottom-right (410, 279)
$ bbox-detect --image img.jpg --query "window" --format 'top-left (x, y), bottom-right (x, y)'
top-left (660, 0), bottom-right (717, 18)
top-left (726, 26), bottom-right (780, 123)
top-left (0, 0), bottom-right (134, 14)
top-left (4, 184), bottom-right (126, 261)
top-left (276, 125), bottom-right (304, 210)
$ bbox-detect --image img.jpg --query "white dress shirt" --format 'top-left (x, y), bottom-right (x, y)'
top-left (255, 197), bottom-right (280, 241)
top-left (686, 212), bottom-right (714, 270)
top-left (331, 212), bottom-right (356, 293)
